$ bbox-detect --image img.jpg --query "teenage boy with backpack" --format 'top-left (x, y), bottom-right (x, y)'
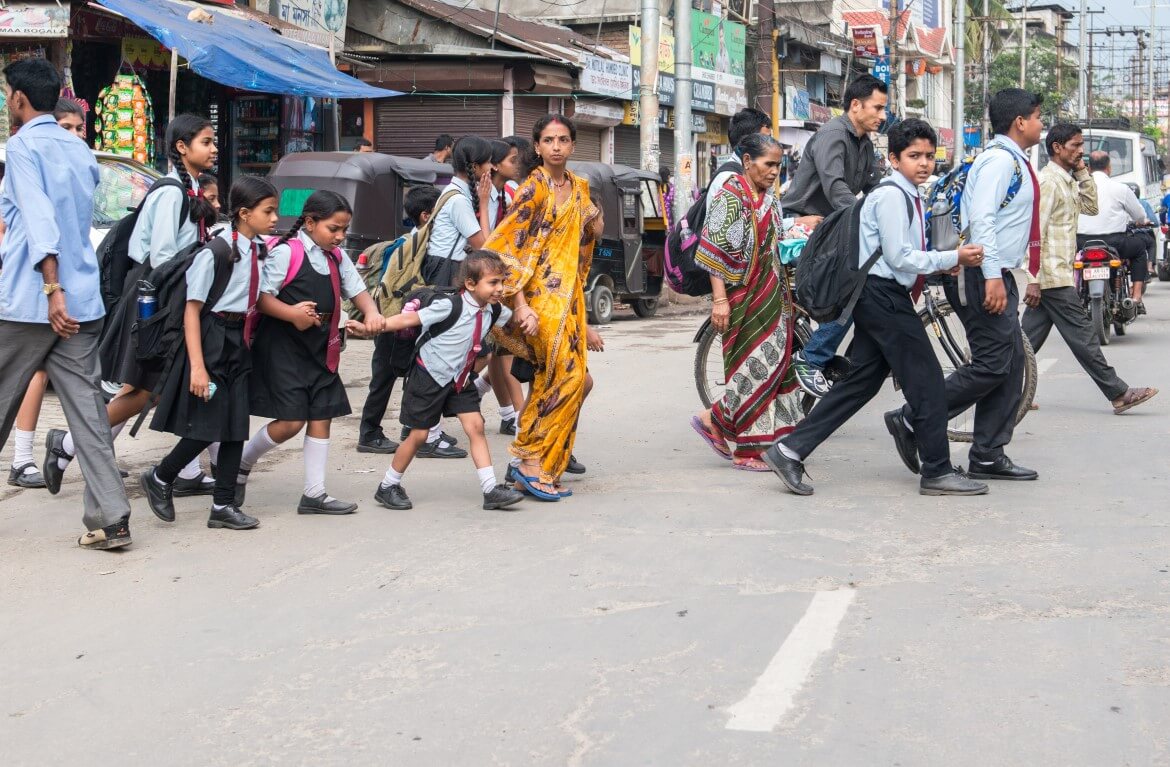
top-left (894, 89), bottom-right (1045, 482)
top-left (784, 74), bottom-right (888, 398)
top-left (763, 119), bottom-right (989, 496)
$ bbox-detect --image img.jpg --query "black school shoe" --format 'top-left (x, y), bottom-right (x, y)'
top-left (357, 436), bottom-right (399, 454)
top-left (42, 428), bottom-right (69, 495)
top-left (139, 467), bottom-right (176, 522)
top-left (297, 493), bottom-right (358, 515)
top-left (78, 515), bottom-right (132, 550)
top-left (564, 455), bottom-right (586, 475)
top-left (173, 471), bottom-right (215, 497)
top-left (417, 440), bottom-right (468, 459)
top-left (499, 417), bottom-right (517, 436)
top-left (920, 471), bottom-right (989, 496)
top-left (884, 409), bottom-right (920, 475)
top-left (483, 484), bottom-right (524, 511)
top-left (7, 463), bottom-right (46, 489)
top-left (761, 445), bottom-right (814, 496)
top-left (400, 426), bottom-right (459, 447)
top-left (374, 482), bottom-right (413, 510)
top-left (966, 455), bottom-right (1038, 481)
top-left (208, 505), bottom-right (260, 530)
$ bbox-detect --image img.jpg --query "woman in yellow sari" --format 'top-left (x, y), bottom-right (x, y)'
top-left (487, 115), bottom-right (604, 501)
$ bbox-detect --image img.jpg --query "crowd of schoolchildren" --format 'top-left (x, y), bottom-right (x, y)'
top-left (0, 58), bottom-right (597, 551)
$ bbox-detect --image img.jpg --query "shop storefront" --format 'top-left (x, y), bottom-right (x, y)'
top-left (568, 99), bottom-right (624, 163)
top-left (0, 2), bottom-right (72, 143)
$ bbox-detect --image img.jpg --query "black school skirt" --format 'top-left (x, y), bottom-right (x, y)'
top-left (249, 329), bottom-right (351, 422)
top-left (150, 313), bottom-right (252, 442)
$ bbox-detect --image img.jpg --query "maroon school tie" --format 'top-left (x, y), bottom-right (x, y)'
top-left (496, 192), bottom-right (506, 230)
top-left (1025, 160), bottom-right (1042, 276)
top-left (244, 242), bottom-right (260, 347)
top-left (912, 197), bottom-right (926, 303)
top-left (454, 309), bottom-right (484, 392)
top-left (325, 249), bottom-right (342, 373)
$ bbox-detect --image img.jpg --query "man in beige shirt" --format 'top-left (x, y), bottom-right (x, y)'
top-left (1022, 122), bottom-right (1157, 414)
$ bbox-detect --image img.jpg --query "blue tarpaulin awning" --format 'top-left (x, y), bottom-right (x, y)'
top-left (94, 0), bottom-right (400, 100)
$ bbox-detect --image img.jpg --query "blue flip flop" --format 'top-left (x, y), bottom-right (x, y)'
top-left (512, 469), bottom-right (561, 502)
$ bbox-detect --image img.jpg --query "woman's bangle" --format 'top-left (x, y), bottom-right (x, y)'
top-left (712, 297), bottom-right (729, 305)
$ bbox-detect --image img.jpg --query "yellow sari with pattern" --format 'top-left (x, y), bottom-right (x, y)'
top-left (486, 167), bottom-right (599, 484)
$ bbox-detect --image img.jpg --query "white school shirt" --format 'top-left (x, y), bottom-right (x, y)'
top-left (859, 172), bottom-right (958, 288)
top-left (415, 293), bottom-right (512, 386)
top-left (960, 135), bottom-right (1036, 279)
top-left (185, 229), bottom-right (261, 313)
top-left (129, 171), bottom-right (200, 268)
top-left (261, 229), bottom-right (365, 299)
top-left (426, 177), bottom-right (480, 263)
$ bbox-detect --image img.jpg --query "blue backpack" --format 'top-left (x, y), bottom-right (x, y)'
top-left (925, 144), bottom-right (1024, 250)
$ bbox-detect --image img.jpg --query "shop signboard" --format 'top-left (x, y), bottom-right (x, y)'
top-left (692, 10), bottom-right (746, 116)
top-left (629, 24), bottom-right (675, 108)
top-left (922, 0), bottom-right (940, 28)
top-left (580, 54), bottom-right (633, 99)
top-left (573, 99), bottom-right (625, 125)
top-left (691, 77), bottom-right (717, 113)
top-left (0, 2), bottom-right (70, 38)
top-left (786, 87), bottom-right (810, 122)
top-left (621, 103), bottom-right (702, 133)
top-left (265, 0), bottom-right (348, 50)
top-left (631, 65), bottom-right (675, 107)
top-left (809, 103), bottom-right (832, 125)
top-left (872, 55), bottom-right (891, 85)
top-left (851, 25), bottom-right (882, 58)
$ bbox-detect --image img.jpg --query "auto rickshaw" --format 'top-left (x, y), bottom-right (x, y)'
top-left (569, 161), bottom-right (666, 324)
top-left (267, 151), bottom-right (452, 260)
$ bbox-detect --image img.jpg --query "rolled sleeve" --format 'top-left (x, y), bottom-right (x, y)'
top-left (7, 142), bottom-right (61, 265)
top-left (261, 243), bottom-right (292, 295)
top-left (339, 256), bottom-right (367, 300)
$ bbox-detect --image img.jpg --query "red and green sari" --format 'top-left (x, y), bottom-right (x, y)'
top-left (695, 175), bottom-right (804, 459)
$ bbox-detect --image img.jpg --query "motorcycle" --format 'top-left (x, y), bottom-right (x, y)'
top-left (1075, 234), bottom-right (1141, 345)
top-left (1160, 223), bottom-right (1170, 282)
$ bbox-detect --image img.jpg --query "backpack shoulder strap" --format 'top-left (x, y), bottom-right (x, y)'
top-left (202, 237), bottom-right (235, 313)
top-left (490, 302), bottom-right (503, 326)
top-left (838, 183), bottom-right (908, 327)
top-left (280, 237), bottom-right (306, 291)
top-left (148, 176), bottom-right (191, 222)
top-left (414, 292), bottom-right (463, 353)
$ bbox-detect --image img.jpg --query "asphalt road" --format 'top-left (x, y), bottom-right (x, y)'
top-left (2, 287), bottom-right (1168, 766)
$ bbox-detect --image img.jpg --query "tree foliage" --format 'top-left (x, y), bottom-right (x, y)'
top-left (965, 37), bottom-right (1075, 123)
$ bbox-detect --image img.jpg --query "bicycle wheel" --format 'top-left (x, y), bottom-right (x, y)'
top-left (919, 298), bottom-right (1038, 443)
top-left (694, 320), bottom-right (724, 410)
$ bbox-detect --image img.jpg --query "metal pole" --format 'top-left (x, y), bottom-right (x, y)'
top-left (983, 0), bottom-right (991, 143)
top-left (1150, 2), bottom-right (1157, 121)
top-left (168, 47), bottom-right (178, 123)
top-left (639, 0), bottom-right (660, 173)
top-left (1019, 0), bottom-right (1028, 88)
top-left (329, 36), bottom-right (341, 152)
top-left (888, 0), bottom-right (899, 113)
top-left (673, 0), bottom-right (693, 221)
top-left (1078, 0), bottom-right (1088, 119)
top-left (954, 0), bottom-right (966, 163)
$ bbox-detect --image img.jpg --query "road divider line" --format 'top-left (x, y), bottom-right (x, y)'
top-left (1037, 357), bottom-right (1057, 376)
top-left (725, 589), bottom-right (856, 732)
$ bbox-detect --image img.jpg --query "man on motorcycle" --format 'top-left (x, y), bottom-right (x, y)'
top-left (1023, 123), bottom-right (1158, 415)
top-left (1076, 151), bottom-right (1151, 310)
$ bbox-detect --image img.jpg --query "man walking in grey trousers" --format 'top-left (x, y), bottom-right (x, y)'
top-left (0, 58), bottom-right (132, 549)
top-left (1021, 122), bottom-right (1158, 415)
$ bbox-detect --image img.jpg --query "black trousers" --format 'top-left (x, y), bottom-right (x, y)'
top-left (904, 268), bottom-right (1025, 463)
top-left (783, 277), bottom-right (952, 478)
top-left (360, 331), bottom-right (406, 442)
top-left (1023, 286), bottom-right (1128, 401)
top-left (158, 438), bottom-right (243, 507)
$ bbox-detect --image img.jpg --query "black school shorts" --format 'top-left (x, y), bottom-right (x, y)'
top-left (400, 367), bottom-right (482, 430)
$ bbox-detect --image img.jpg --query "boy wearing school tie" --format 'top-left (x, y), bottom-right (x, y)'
top-left (764, 119), bottom-right (988, 496)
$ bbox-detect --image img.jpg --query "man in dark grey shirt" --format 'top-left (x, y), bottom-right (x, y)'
top-left (784, 74), bottom-right (888, 397)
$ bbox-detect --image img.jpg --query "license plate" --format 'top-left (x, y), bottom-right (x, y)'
top-left (1083, 266), bottom-right (1110, 280)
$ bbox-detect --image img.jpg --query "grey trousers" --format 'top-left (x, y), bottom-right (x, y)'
top-left (0, 319), bottom-right (131, 530)
top-left (1022, 286), bottom-right (1128, 402)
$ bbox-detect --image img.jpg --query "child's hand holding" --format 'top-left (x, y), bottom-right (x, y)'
top-left (363, 313), bottom-right (386, 337)
top-left (291, 300), bottom-right (322, 331)
top-left (346, 319), bottom-right (372, 338)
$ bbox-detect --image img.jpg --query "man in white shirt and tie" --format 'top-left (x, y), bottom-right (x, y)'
top-left (1076, 151), bottom-right (1152, 307)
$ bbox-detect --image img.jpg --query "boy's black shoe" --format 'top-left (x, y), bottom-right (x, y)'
top-left (499, 417), bottom-right (517, 436)
top-left (7, 464), bottom-right (46, 489)
top-left (920, 472), bottom-right (989, 496)
top-left (564, 455), bottom-right (586, 475)
top-left (297, 493), bottom-right (358, 515)
top-left (374, 482), bottom-right (413, 510)
top-left (78, 515), bottom-right (132, 550)
top-left (884, 409), bottom-right (920, 475)
top-left (42, 428), bottom-right (69, 495)
top-left (173, 471), bottom-right (215, 497)
top-left (140, 467), bottom-right (176, 522)
top-left (401, 426), bottom-right (459, 446)
top-left (357, 436), bottom-right (399, 454)
top-left (761, 445), bottom-right (814, 496)
top-left (966, 455), bottom-right (1038, 481)
top-left (417, 440), bottom-right (468, 459)
top-left (483, 484), bottom-right (524, 510)
top-left (208, 505), bottom-right (260, 530)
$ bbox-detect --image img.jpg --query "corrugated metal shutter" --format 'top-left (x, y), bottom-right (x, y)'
top-left (513, 97), bottom-right (550, 141)
top-left (376, 96), bottom-right (501, 156)
top-left (612, 126), bottom-right (674, 168)
top-left (574, 128), bottom-right (603, 161)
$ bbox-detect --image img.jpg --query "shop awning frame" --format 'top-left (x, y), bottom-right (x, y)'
top-left (93, 0), bottom-right (401, 100)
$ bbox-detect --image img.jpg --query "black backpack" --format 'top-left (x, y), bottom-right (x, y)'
top-left (390, 287), bottom-right (502, 378)
top-left (794, 181), bottom-right (914, 325)
top-left (664, 160), bottom-right (742, 297)
top-left (97, 176), bottom-right (190, 312)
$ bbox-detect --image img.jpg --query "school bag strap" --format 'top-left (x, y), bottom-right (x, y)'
top-left (266, 236), bottom-right (345, 291)
top-left (836, 180), bottom-right (916, 326)
top-left (203, 237), bottom-right (236, 313)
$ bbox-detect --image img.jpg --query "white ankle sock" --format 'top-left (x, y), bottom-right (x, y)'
top-left (476, 466), bottom-right (496, 494)
top-left (58, 431), bottom-right (75, 469)
top-left (428, 425), bottom-right (442, 444)
top-left (381, 466), bottom-right (403, 488)
top-left (499, 405), bottom-right (516, 421)
top-left (12, 428), bottom-right (35, 469)
top-left (177, 455), bottom-right (203, 480)
top-left (207, 441), bottom-right (220, 465)
top-left (509, 457), bottom-right (521, 468)
top-left (240, 425), bottom-right (279, 475)
top-left (777, 442), bottom-right (801, 461)
top-left (474, 376), bottom-right (492, 396)
top-left (303, 435), bottom-right (329, 499)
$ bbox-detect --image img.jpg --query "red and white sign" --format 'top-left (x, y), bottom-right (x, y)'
top-left (851, 25), bottom-right (883, 58)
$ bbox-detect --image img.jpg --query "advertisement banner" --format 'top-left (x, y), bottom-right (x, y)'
top-left (272, 0), bottom-right (348, 50)
top-left (629, 24), bottom-right (676, 108)
top-left (871, 55), bottom-right (891, 85)
top-left (580, 54), bottom-right (633, 99)
top-left (809, 103), bottom-right (832, 125)
top-left (692, 10), bottom-right (746, 116)
top-left (692, 76), bottom-right (717, 112)
top-left (786, 86), bottom-right (810, 121)
top-left (851, 25), bottom-right (882, 58)
top-left (0, 2), bottom-right (70, 38)
top-left (122, 36), bottom-right (171, 70)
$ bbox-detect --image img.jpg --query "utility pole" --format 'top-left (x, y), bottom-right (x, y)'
top-left (673, 0), bottom-right (694, 220)
top-left (1019, 0), bottom-right (1029, 88)
top-left (982, 0), bottom-right (991, 143)
top-left (638, 0), bottom-right (660, 173)
top-left (954, 0), bottom-right (966, 162)
top-left (1149, 1), bottom-right (1157, 121)
top-left (1078, 0), bottom-right (1088, 118)
top-left (888, 0), bottom-right (900, 115)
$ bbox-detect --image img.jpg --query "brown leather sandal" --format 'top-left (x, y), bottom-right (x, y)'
top-left (1113, 387), bottom-right (1159, 415)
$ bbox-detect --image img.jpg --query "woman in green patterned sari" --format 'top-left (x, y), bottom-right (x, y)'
top-left (690, 134), bottom-right (809, 471)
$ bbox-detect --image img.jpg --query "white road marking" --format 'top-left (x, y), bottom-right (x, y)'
top-left (725, 589), bottom-right (856, 732)
top-left (1036, 357), bottom-right (1057, 376)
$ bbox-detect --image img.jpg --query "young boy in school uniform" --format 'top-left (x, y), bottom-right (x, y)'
top-left (764, 118), bottom-right (989, 497)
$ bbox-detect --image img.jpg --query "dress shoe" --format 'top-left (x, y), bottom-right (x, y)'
top-left (208, 505), bottom-right (259, 530)
top-left (7, 463), bottom-right (46, 489)
top-left (564, 454), bottom-right (586, 475)
top-left (139, 467), bottom-right (176, 522)
top-left (374, 482), bottom-right (413, 510)
top-left (357, 436), bottom-right (399, 454)
top-left (78, 515), bottom-right (132, 550)
top-left (966, 455), bottom-right (1038, 481)
top-left (483, 484), bottom-right (524, 510)
top-left (42, 428), bottom-right (69, 495)
top-left (920, 471), bottom-right (989, 496)
top-left (173, 471), bottom-right (215, 497)
top-left (297, 493), bottom-right (358, 515)
top-left (884, 409), bottom-right (920, 475)
top-left (762, 444), bottom-right (814, 496)
top-left (401, 426), bottom-right (459, 446)
top-left (499, 417), bottom-right (518, 436)
top-left (417, 440), bottom-right (468, 459)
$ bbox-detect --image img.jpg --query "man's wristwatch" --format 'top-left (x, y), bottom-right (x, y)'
top-left (43, 283), bottom-right (63, 296)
